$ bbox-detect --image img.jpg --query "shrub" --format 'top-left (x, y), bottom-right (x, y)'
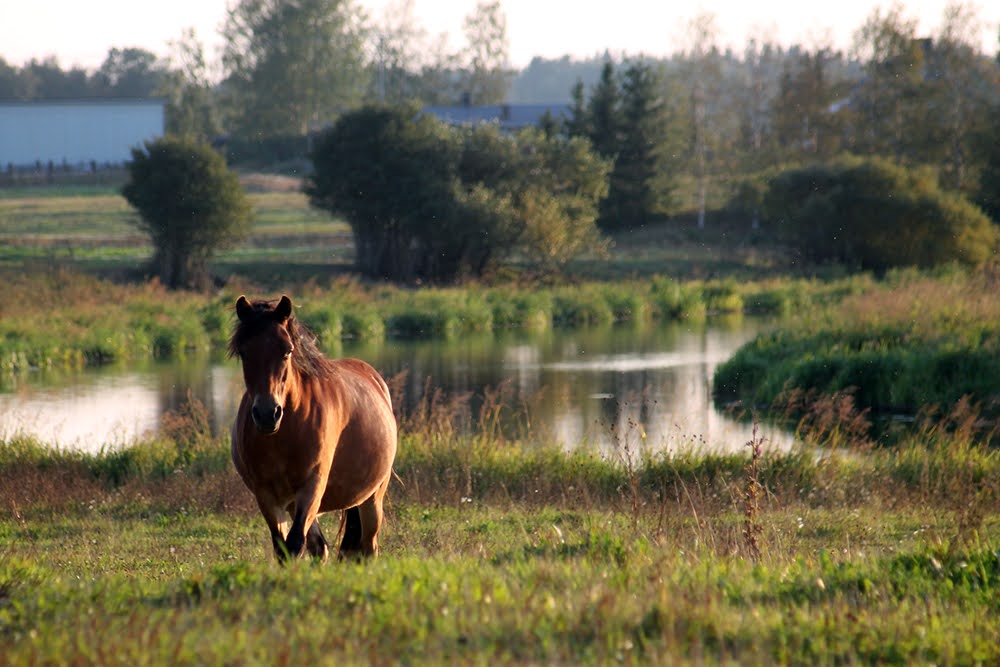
top-left (762, 157), bottom-right (997, 271)
top-left (551, 287), bottom-right (615, 327)
top-left (649, 277), bottom-right (706, 321)
top-left (512, 130), bottom-right (610, 275)
top-left (487, 290), bottom-right (552, 332)
top-left (122, 136), bottom-right (252, 289)
top-left (306, 106), bottom-right (519, 283)
top-left (307, 106), bottom-right (609, 283)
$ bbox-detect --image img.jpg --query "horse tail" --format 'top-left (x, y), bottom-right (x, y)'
top-left (339, 506), bottom-right (362, 554)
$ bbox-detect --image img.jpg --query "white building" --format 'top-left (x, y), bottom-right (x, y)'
top-left (0, 99), bottom-right (165, 168)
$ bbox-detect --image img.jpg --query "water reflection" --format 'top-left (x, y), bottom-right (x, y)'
top-left (0, 320), bottom-right (794, 455)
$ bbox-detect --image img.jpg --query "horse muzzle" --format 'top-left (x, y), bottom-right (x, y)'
top-left (251, 398), bottom-right (284, 434)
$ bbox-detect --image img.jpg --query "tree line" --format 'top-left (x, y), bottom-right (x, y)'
top-left (21, 0), bottom-right (999, 286)
top-left (4, 2), bottom-right (997, 172)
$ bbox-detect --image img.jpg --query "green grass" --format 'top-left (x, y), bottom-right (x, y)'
top-left (2, 419), bottom-right (1000, 665)
top-left (0, 186), bottom-right (351, 278)
top-left (714, 266), bottom-right (1000, 430)
top-left (0, 268), bottom-right (866, 373)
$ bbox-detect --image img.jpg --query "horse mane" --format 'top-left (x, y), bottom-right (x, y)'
top-left (228, 299), bottom-right (334, 379)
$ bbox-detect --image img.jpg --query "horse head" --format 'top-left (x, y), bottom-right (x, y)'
top-left (233, 295), bottom-right (296, 434)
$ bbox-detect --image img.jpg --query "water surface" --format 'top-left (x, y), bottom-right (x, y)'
top-left (0, 320), bottom-right (793, 455)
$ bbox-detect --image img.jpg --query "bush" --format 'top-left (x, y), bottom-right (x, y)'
top-left (122, 136), bottom-right (252, 289)
top-left (307, 106), bottom-right (609, 283)
top-left (551, 287), bottom-right (615, 327)
top-left (512, 130), bottom-right (610, 275)
top-left (762, 157), bottom-right (997, 271)
top-left (306, 106), bottom-right (517, 283)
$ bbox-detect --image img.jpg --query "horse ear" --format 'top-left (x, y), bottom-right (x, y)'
top-left (236, 295), bottom-right (254, 322)
top-left (275, 295), bottom-right (293, 322)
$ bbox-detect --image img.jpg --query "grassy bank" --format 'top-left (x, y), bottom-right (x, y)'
top-left (714, 265), bottom-right (1000, 431)
top-left (0, 268), bottom-right (874, 373)
top-left (2, 411), bottom-right (999, 664)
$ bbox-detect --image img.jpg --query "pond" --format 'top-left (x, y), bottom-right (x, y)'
top-left (0, 319), bottom-right (795, 456)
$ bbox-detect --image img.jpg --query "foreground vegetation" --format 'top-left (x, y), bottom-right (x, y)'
top-left (2, 398), bottom-right (999, 664)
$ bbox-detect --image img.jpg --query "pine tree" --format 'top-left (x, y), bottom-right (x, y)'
top-left (604, 60), bottom-right (672, 230)
top-left (587, 61), bottom-right (621, 160)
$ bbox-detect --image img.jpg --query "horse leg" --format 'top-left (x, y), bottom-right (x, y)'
top-left (286, 472), bottom-right (329, 559)
top-left (256, 499), bottom-right (291, 563)
top-left (337, 506), bottom-right (363, 559)
top-left (306, 519), bottom-right (330, 561)
top-left (357, 476), bottom-right (391, 558)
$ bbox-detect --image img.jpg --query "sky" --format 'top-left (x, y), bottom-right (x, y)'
top-left (1, 0), bottom-right (998, 72)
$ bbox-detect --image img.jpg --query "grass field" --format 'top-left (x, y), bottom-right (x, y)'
top-left (2, 409), bottom-right (999, 665)
top-left (0, 180), bottom-right (354, 281)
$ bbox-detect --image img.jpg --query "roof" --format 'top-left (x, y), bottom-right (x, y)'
top-left (0, 98), bottom-right (166, 108)
top-left (422, 104), bottom-right (571, 130)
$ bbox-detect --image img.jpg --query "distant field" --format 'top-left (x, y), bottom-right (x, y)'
top-left (0, 181), bottom-right (355, 282)
top-left (0, 179), bottom-right (803, 287)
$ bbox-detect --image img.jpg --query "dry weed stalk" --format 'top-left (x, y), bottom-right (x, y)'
top-left (742, 420), bottom-right (764, 562)
top-left (607, 394), bottom-right (647, 533)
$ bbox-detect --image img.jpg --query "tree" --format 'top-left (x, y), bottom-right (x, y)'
top-left (14, 57), bottom-right (94, 99)
top-left (222, 0), bottom-right (369, 138)
top-left (851, 6), bottom-right (926, 162)
top-left (162, 29), bottom-right (223, 141)
top-left (460, 0), bottom-right (511, 104)
top-left (603, 59), bottom-right (673, 230)
top-left (738, 37), bottom-right (780, 169)
top-left (586, 61), bottom-right (621, 159)
top-left (306, 106), bottom-right (473, 282)
top-left (681, 12), bottom-right (723, 228)
top-left (923, 2), bottom-right (998, 191)
top-left (513, 129), bottom-right (610, 275)
top-left (771, 47), bottom-right (846, 162)
top-left (368, 0), bottom-right (443, 104)
top-left (95, 48), bottom-right (166, 98)
top-left (977, 115), bottom-right (1000, 222)
top-left (563, 78), bottom-right (589, 137)
top-left (564, 59), bottom-right (678, 230)
top-left (122, 137), bottom-right (252, 289)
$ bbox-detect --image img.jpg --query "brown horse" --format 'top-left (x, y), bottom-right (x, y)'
top-left (229, 295), bottom-right (397, 562)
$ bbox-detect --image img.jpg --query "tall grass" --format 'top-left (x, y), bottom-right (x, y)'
top-left (3, 386), bottom-right (1000, 664)
top-left (714, 264), bottom-right (1000, 429)
top-left (0, 268), bottom-right (870, 373)
top-left (3, 386), bottom-right (998, 518)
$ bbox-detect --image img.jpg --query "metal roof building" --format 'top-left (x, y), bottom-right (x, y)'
top-left (421, 104), bottom-right (570, 132)
top-left (0, 99), bottom-right (165, 168)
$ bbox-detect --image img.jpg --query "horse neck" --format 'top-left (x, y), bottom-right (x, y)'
top-left (286, 360), bottom-right (324, 415)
